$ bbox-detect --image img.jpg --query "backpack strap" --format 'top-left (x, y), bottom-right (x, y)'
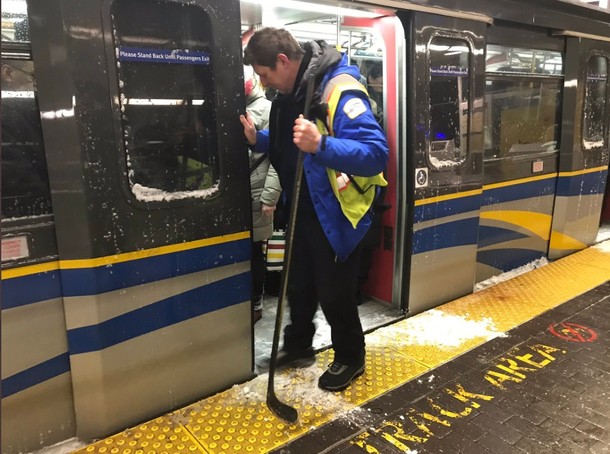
top-left (249, 153), bottom-right (267, 174)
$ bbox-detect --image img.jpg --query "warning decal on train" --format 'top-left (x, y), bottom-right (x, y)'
top-left (1, 235), bottom-right (29, 261)
top-left (117, 47), bottom-right (210, 65)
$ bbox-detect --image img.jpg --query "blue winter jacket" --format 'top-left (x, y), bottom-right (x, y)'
top-left (254, 52), bottom-right (389, 261)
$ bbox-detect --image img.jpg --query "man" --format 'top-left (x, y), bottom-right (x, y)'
top-left (240, 28), bottom-right (388, 391)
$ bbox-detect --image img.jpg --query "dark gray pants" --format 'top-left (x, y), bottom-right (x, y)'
top-left (284, 212), bottom-right (365, 366)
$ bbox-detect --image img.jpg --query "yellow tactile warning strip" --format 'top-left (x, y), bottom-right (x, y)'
top-left (74, 243), bottom-right (610, 454)
top-left (80, 422), bottom-right (207, 454)
top-left (180, 347), bottom-right (428, 454)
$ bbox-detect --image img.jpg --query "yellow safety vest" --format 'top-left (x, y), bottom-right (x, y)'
top-left (176, 156), bottom-right (214, 190)
top-left (316, 74), bottom-right (388, 229)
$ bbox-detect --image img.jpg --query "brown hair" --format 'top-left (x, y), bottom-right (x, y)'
top-left (243, 27), bottom-right (305, 69)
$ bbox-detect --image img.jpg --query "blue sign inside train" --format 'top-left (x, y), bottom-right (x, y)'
top-left (118, 47), bottom-right (210, 65)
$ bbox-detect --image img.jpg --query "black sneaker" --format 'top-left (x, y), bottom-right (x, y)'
top-left (318, 361), bottom-right (365, 391)
top-left (274, 347), bottom-right (315, 369)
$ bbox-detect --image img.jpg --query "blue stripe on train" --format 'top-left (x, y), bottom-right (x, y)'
top-left (1, 352), bottom-right (70, 399)
top-left (61, 238), bottom-right (250, 297)
top-left (2, 269), bottom-right (63, 310)
top-left (412, 217), bottom-right (479, 255)
top-left (477, 225), bottom-right (530, 249)
top-left (67, 272), bottom-right (250, 354)
top-left (477, 248), bottom-right (545, 272)
top-left (414, 176), bottom-right (557, 224)
top-left (556, 169), bottom-right (608, 197)
top-left (414, 194), bottom-right (481, 223)
top-left (483, 177), bottom-right (556, 206)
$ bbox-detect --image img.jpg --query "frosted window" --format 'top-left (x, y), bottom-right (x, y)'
top-left (583, 56), bottom-right (608, 150)
top-left (112, 0), bottom-right (219, 199)
top-left (429, 37), bottom-right (471, 169)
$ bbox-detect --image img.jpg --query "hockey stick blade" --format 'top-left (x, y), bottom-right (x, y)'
top-left (267, 392), bottom-right (298, 424)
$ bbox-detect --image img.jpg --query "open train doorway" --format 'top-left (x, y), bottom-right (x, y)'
top-left (238, 1), bottom-right (404, 370)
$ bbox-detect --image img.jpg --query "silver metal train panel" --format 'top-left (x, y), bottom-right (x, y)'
top-left (409, 194), bottom-right (482, 313)
top-left (476, 177), bottom-right (558, 282)
top-left (550, 169), bottom-right (609, 257)
top-left (60, 237), bottom-right (253, 439)
top-left (1, 266), bottom-right (75, 454)
top-left (69, 302), bottom-right (251, 439)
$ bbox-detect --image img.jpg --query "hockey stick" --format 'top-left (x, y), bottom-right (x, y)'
top-left (266, 74), bottom-right (316, 424)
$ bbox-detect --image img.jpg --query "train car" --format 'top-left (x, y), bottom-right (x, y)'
top-left (1, 0), bottom-right (609, 452)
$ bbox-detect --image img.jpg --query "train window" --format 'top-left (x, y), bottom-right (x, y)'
top-left (484, 45), bottom-right (563, 160)
top-left (1, 0), bottom-right (30, 43)
top-left (1, 57), bottom-right (53, 219)
top-left (484, 79), bottom-right (562, 159)
top-left (583, 55), bottom-right (608, 150)
top-left (486, 45), bottom-right (563, 75)
top-left (112, 0), bottom-right (219, 202)
top-left (428, 37), bottom-right (471, 169)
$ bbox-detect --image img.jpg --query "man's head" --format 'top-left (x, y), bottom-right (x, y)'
top-left (1, 60), bottom-right (35, 91)
top-left (243, 27), bottom-right (305, 95)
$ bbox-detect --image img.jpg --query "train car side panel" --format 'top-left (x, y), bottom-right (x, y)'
top-left (399, 12), bottom-right (487, 314)
top-left (1, 265), bottom-right (76, 454)
top-left (550, 38), bottom-right (610, 258)
top-left (27, 0), bottom-right (253, 440)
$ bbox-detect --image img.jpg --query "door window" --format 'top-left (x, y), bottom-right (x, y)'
top-left (583, 55), bottom-right (608, 150)
top-left (428, 37), bottom-right (471, 169)
top-left (483, 45), bottom-right (564, 160)
top-left (1, 57), bottom-right (53, 219)
top-left (112, 0), bottom-right (219, 202)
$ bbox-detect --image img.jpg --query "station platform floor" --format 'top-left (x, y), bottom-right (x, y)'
top-left (73, 240), bottom-right (610, 454)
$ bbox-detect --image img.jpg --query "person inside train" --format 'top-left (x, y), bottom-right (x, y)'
top-left (145, 95), bottom-right (218, 192)
top-left (367, 63), bottom-right (383, 123)
top-left (2, 60), bottom-right (36, 90)
top-left (244, 65), bottom-right (282, 324)
top-left (240, 27), bottom-right (389, 391)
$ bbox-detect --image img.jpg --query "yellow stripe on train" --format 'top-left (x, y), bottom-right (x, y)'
top-left (60, 231), bottom-right (250, 269)
top-left (480, 211), bottom-right (553, 240)
top-left (1, 231), bottom-right (250, 279)
top-left (1, 261), bottom-right (60, 280)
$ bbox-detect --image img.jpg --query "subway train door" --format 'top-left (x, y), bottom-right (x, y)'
top-left (549, 37), bottom-right (610, 258)
top-left (1, 38), bottom-right (76, 453)
top-left (397, 12), bottom-right (487, 314)
top-left (28, 0), bottom-right (250, 440)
